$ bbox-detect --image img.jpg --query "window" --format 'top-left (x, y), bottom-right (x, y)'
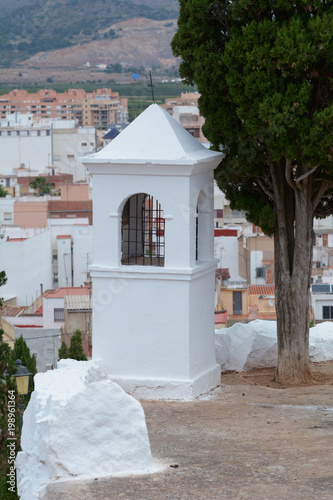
top-left (256, 267), bottom-right (266, 279)
top-left (54, 308), bottom-right (64, 321)
top-left (322, 306), bottom-right (333, 319)
top-left (121, 193), bottom-right (165, 266)
top-left (323, 306), bottom-right (333, 320)
top-left (215, 209), bottom-right (223, 219)
top-left (5, 178), bottom-right (10, 187)
top-left (4, 212), bottom-right (12, 221)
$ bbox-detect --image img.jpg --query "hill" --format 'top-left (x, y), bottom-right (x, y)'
top-left (0, 0), bottom-right (179, 68)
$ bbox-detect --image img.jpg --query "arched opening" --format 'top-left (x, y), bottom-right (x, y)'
top-left (121, 193), bottom-right (165, 266)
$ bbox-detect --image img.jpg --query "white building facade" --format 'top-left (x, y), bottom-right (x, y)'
top-left (0, 114), bottom-right (95, 182)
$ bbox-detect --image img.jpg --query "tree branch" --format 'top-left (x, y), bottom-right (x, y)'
top-left (295, 165), bottom-right (318, 187)
top-left (312, 182), bottom-right (333, 212)
top-left (285, 159), bottom-right (295, 190)
top-left (257, 178), bottom-right (274, 200)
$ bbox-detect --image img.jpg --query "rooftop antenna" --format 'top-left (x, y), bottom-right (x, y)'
top-left (148, 71), bottom-right (155, 103)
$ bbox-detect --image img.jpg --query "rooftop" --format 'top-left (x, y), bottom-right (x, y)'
top-left (248, 285), bottom-right (275, 295)
top-left (0, 305), bottom-right (25, 317)
top-left (44, 287), bottom-right (91, 299)
top-left (65, 295), bottom-right (92, 311)
top-left (84, 104), bottom-right (222, 165)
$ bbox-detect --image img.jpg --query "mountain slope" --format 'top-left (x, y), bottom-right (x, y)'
top-left (0, 0), bottom-right (179, 67)
top-left (20, 18), bottom-right (179, 69)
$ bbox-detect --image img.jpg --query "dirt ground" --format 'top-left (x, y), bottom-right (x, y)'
top-left (40, 361), bottom-right (333, 500)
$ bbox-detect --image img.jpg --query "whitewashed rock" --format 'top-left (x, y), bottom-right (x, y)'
top-left (215, 320), bottom-right (277, 371)
top-left (309, 322), bottom-right (333, 362)
top-left (16, 359), bottom-right (152, 500)
top-left (215, 320), bottom-right (333, 371)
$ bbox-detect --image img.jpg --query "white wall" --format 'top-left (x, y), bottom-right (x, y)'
top-left (314, 215), bottom-right (333, 231)
top-left (0, 134), bottom-right (51, 175)
top-left (43, 296), bottom-right (65, 329)
top-left (48, 219), bottom-right (91, 288)
top-left (311, 294), bottom-right (333, 320)
top-left (214, 235), bottom-right (242, 281)
top-left (73, 227), bottom-right (93, 286)
top-left (14, 327), bottom-right (61, 372)
top-left (48, 218), bottom-right (89, 245)
top-left (57, 237), bottom-right (72, 288)
top-left (0, 229), bottom-right (52, 305)
top-left (250, 250), bottom-right (265, 285)
top-left (5, 316), bottom-right (43, 327)
top-left (53, 127), bottom-right (95, 182)
top-left (0, 197), bottom-right (15, 226)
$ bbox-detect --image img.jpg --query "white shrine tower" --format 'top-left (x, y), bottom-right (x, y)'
top-left (82, 104), bottom-right (223, 399)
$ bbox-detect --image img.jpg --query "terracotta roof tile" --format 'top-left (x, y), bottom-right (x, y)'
top-left (44, 287), bottom-right (91, 299)
top-left (0, 305), bottom-right (25, 317)
top-left (248, 285), bottom-right (275, 295)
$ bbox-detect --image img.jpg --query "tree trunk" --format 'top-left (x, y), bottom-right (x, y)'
top-left (273, 164), bottom-right (313, 384)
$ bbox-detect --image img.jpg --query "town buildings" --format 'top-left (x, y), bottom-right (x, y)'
top-left (0, 114), bottom-right (96, 182)
top-left (0, 88), bottom-right (128, 128)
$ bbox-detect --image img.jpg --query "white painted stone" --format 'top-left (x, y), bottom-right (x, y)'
top-left (309, 322), bottom-right (333, 362)
top-left (82, 104), bottom-right (223, 399)
top-left (16, 359), bottom-right (152, 500)
top-left (215, 320), bottom-right (333, 371)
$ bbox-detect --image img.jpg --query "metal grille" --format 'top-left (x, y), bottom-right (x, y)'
top-left (54, 308), bottom-right (64, 322)
top-left (121, 193), bottom-right (165, 266)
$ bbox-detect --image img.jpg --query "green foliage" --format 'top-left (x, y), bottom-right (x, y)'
top-left (0, 185), bottom-right (8, 197)
top-left (58, 341), bottom-right (69, 360)
top-left (11, 336), bottom-right (37, 403)
top-left (0, 273), bottom-right (20, 498)
top-left (0, 332), bottom-right (20, 499)
top-left (68, 330), bottom-right (87, 361)
top-left (172, 0), bottom-right (333, 235)
top-left (0, 271), bottom-right (7, 309)
top-left (29, 177), bottom-right (51, 196)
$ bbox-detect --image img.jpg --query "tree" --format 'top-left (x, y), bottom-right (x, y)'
top-left (29, 177), bottom-right (51, 196)
top-left (0, 272), bottom-right (20, 499)
top-left (172, 1), bottom-right (333, 383)
top-left (68, 330), bottom-right (88, 361)
top-left (11, 336), bottom-right (37, 402)
top-left (0, 185), bottom-right (8, 198)
top-left (58, 341), bottom-right (69, 360)
top-left (0, 271), bottom-right (7, 307)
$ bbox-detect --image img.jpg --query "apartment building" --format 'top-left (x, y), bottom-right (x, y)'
top-left (0, 114), bottom-right (95, 181)
top-left (0, 88), bottom-right (128, 128)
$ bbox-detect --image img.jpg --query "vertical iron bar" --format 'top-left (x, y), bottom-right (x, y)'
top-left (135, 194), bottom-right (138, 264)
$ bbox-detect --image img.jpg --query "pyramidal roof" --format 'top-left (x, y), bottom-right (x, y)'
top-left (85, 104), bottom-right (222, 165)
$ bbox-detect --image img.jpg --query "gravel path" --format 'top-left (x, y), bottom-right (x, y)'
top-left (40, 380), bottom-right (333, 500)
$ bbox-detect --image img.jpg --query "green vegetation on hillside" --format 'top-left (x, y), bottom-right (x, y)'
top-left (0, 0), bottom-right (179, 67)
